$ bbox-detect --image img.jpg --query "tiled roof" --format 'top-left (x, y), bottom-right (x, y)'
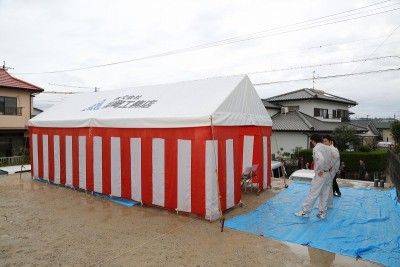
top-left (0, 68), bottom-right (44, 91)
top-left (262, 99), bottom-right (281, 109)
top-left (265, 88), bottom-right (357, 106)
top-left (371, 120), bottom-right (392, 129)
top-left (272, 111), bottom-right (367, 132)
top-left (350, 120), bottom-right (380, 136)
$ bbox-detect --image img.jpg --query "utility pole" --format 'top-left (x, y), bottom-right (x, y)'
top-left (312, 70), bottom-right (318, 89)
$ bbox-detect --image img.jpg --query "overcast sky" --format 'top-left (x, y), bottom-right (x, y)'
top-left (1, 0), bottom-right (399, 119)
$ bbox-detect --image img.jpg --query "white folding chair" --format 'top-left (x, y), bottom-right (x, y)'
top-left (241, 164), bottom-right (259, 192)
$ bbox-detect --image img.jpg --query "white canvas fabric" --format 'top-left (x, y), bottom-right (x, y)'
top-left (29, 75), bottom-right (272, 128)
top-left (177, 139), bottom-right (191, 212)
top-left (79, 136), bottom-right (86, 190)
top-left (32, 134), bottom-right (38, 177)
top-left (93, 136), bottom-right (103, 192)
top-left (53, 135), bottom-right (60, 184)
top-left (42, 135), bottom-right (48, 180)
top-left (65, 136), bottom-right (73, 186)
top-left (130, 138), bottom-right (142, 201)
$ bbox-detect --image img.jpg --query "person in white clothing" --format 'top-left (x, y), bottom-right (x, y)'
top-left (321, 135), bottom-right (340, 210)
top-left (295, 134), bottom-right (332, 219)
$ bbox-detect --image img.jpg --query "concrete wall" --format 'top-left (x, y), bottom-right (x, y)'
top-left (271, 131), bottom-right (309, 157)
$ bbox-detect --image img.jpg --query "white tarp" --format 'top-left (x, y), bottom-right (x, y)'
top-left (29, 75), bottom-right (272, 128)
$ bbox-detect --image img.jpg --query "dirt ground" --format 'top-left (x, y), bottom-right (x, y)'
top-left (0, 173), bottom-right (383, 267)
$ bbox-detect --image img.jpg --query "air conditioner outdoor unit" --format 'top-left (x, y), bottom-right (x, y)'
top-left (281, 107), bottom-right (289, 114)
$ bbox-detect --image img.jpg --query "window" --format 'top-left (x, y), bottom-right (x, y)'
top-left (333, 109), bottom-right (349, 119)
top-left (0, 96), bottom-right (19, 115)
top-left (314, 108), bottom-right (328, 118)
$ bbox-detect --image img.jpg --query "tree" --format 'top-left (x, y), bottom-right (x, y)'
top-left (390, 120), bottom-right (400, 154)
top-left (390, 120), bottom-right (400, 144)
top-left (332, 125), bottom-right (360, 151)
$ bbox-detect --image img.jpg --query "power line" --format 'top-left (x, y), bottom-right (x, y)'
top-left (247, 55), bottom-right (400, 75)
top-left (253, 67), bottom-right (400, 85)
top-left (15, 2), bottom-right (400, 75)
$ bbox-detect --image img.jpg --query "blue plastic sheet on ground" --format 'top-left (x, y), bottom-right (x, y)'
top-left (33, 178), bottom-right (139, 207)
top-left (225, 182), bottom-right (400, 267)
top-left (93, 192), bottom-right (139, 207)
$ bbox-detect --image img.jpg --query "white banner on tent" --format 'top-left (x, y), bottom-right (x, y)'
top-left (177, 139), bottom-right (191, 212)
top-left (42, 134), bottom-right (48, 181)
top-left (130, 138), bottom-right (142, 201)
top-left (93, 136), bottom-right (103, 193)
top-left (226, 139), bottom-right (234, 209)
top-left (79, 136), bottom-right (86, 190)
top-left (152, 138), bottom-right (165, 207)
top-left (53, 135), bottom-right (60, 184)
top-left (263, 136), bottom-right (268, 189)
top-left (205, 140), bottom-right (219, 221)
top-left (65, 136), bottom-right (73, 186)
top-left (111, 137), bottom-right (121, 197)
top-left (242, 135), bottom-right (254, 172)
top-left (32, 134), bottom-right (38, 178)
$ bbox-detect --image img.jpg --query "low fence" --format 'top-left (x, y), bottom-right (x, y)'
top-left (0, 156), bottom-right (24, 166)
top-left (387, 149), bottom-right (400, 202)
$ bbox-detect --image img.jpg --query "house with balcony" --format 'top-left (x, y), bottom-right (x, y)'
top-left (0, 67), bottom-right (44, 164)
top-left (262, 88), bottom-right (367, 157)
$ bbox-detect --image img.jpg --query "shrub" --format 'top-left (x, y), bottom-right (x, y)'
top-left (298, 148), bottom-right (387, 172)
top-left (359, 145), bottom-right (371, 152)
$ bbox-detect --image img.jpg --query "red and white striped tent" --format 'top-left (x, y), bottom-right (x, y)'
top-left (29, 75), bottom-right (272, 220)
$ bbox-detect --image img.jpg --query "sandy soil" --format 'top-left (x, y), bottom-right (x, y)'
top-left (0, 173), bottom-right (383, 267)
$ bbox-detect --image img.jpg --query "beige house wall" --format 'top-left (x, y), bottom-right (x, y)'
top-left (0, 88), bottom-right (32, 129)
top-left (381, 129), bottom-right (394, 143)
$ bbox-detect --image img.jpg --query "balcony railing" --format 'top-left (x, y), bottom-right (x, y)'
top-left (0, 156), bottom-right (23, 166)
top-left (315, 114), bottom-right (350, 122)
top-left (0, 107), bottom-right (23, 116)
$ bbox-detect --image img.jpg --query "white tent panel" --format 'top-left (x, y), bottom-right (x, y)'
top-left (29, 75), bottom-right (272, 128)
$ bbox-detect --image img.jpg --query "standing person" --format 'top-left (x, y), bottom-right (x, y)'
top-left (339, 161), bottom-right (346, 179)
top-left (359, 160), bottom-right (366, 179)
top-left (298, 157), bottom-right (304, 169)
top-left (317, 135), bottom-right (340, 210)
top-left (295, 134), bottom-right (332, 219)
top-left (305, 162), bottom-right (310, 169)
top-left (328, 138), bottom-right (341, 198)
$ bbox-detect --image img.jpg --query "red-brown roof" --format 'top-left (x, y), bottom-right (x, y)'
top-left (0, 68), bottom-right (44, 92)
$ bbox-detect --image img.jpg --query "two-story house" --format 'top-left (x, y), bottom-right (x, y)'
top-left (262, 88), bottom-right (367, 157)
top-left (0, 67), bottom-right (43, 160)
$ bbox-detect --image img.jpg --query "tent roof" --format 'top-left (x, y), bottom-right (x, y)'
top-left (29, 75), bottom-right (272, 128)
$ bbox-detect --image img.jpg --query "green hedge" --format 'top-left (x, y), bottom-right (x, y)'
top-left (298, 148), bottom-right (388, 172)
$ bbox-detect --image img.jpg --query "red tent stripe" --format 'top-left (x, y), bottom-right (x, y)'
top-left (72, 135), bottom-right (79, 187)
top-left (164, 138), bottom-right (177, 210)
top-left (120, 136), bottom-right (131, 199)
top-left (86, 135), bottom-right (94, 192)
top-left (102, 136), bottom-right (111, 195)
top-left (141, 138), bottom-right (152, 204)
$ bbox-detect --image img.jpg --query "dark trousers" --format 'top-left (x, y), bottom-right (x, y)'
top-left (333, 176), bottom-right (341, 194)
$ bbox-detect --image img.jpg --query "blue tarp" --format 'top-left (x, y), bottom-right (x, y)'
top-left (33, 178), bottom-right (139, 207)
top-left (225, 182), bottom-right (400, 267)
top-left (93, 192), bottom-right (139, 207)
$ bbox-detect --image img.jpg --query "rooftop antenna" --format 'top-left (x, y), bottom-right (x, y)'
top-left (2, 61), bottom-right (14, 71)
